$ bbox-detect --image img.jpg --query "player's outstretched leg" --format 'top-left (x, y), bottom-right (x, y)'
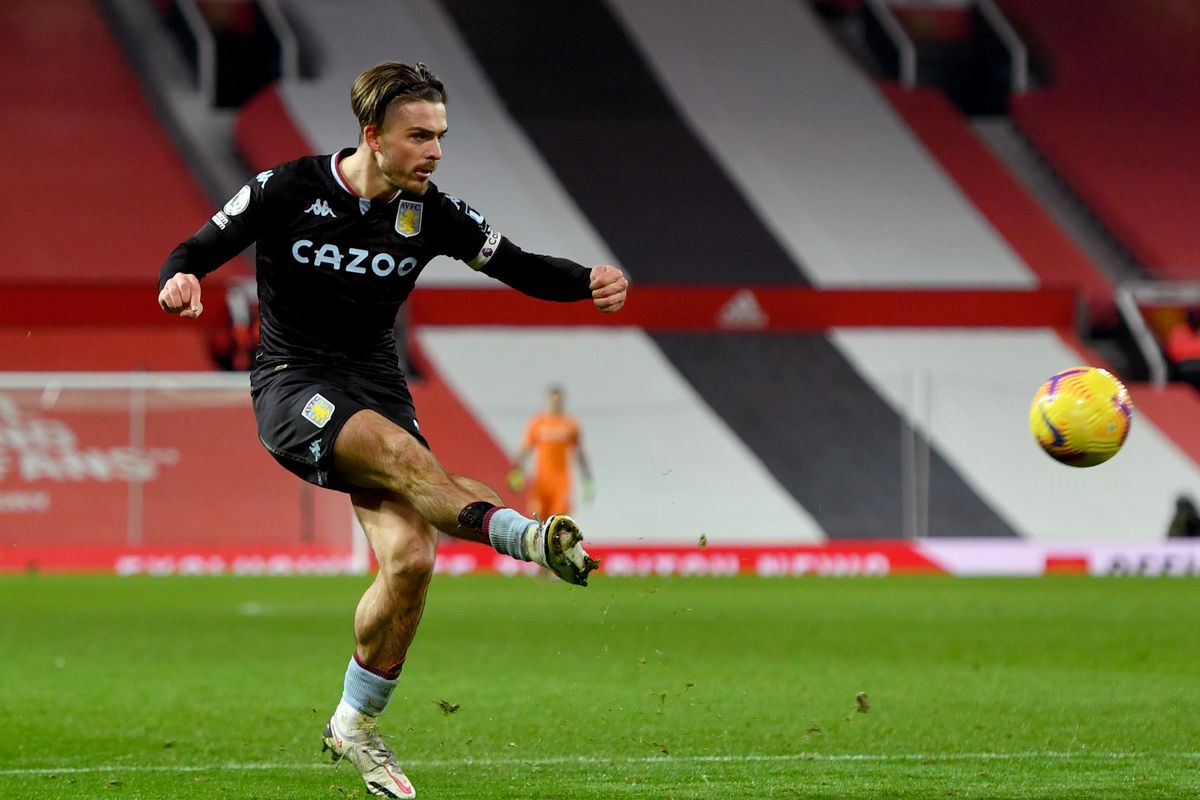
top-left (527, 515), bottom-right (600, 586)
top-left (322, 704), bottom-right (415, 798)
top-left (457, 498), bottom-right (601, 586)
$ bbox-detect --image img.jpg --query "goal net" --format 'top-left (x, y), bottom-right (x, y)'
top-left (0, 372), bottom-right (363, 574)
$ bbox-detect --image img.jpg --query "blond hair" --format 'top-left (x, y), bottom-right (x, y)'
top-left (350, 62), bottom-right (446, 131)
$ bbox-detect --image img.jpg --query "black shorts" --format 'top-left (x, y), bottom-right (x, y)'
top-left (250, 360), bottom-right (429, 492)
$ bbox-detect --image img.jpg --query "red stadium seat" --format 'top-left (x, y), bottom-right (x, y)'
top-left (999, 0), bottom-right (1200, 278)
top-left (0, 0), bottom-right (244, 369)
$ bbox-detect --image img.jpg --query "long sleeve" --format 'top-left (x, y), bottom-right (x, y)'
top-left (158, 182), bottom-right (263, 290)
top-left (480, 238), bottom-right (591, 302)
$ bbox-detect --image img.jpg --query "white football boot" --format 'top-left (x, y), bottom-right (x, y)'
top-left (526, 515), bottom-right (600, 586)
top-left (322, 715), bottom-right (415, 798)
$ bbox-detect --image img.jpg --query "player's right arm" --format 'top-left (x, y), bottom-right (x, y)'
top-left (438, 194), bottom-right (626, 309)
top-left (157, 178), bottom-right (267, 319)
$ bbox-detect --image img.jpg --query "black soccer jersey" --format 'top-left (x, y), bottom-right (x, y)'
top-left (160, 149), bottom-right (591, 373)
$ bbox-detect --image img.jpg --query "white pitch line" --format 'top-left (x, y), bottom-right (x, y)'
top-left (2, 751), bottom-right (1197, 777)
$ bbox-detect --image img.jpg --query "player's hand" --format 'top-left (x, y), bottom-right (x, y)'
top-left (506, 468), bottom-right (525, 492)
top-left (590, 265), bottom-right (627, 313)
top-left (582, 478), bottom-right (595, 504)
top-left (158, 272), bottom-right (204, 319)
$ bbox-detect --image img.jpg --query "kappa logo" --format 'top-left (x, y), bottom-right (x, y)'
top-left (395, 200), bottom-right (423, 237)
top-left (306, 199), bottom-right (337, 218)
top-left (301, 393), bottom-right (335, 428)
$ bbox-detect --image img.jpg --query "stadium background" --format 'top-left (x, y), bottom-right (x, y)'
top-left (3, 0), bottom-right (1200, 575)
top-left (5, 3), bottom-right (1200, 799)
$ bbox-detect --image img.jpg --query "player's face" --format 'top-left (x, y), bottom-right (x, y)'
top-left (372, 100), bottom-right (447, 195)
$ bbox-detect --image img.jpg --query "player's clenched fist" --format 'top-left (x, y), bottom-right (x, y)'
top-left (589, 264), bottom-right (628, 313)
top-left (158, 272), bottom-right (204, 319)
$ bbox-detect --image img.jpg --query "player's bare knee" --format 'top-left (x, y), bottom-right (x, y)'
top-left (383, 552), bottom-right (435, 589)
top-left (376, 539), bottom-right (436, 589)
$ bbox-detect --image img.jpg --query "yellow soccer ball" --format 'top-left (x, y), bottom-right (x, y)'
top-left (1029, 366), bottom-right (1133, 467)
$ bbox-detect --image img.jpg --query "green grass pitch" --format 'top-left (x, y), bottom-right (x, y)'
top-left (2, 574), bottom-right (1198, 799)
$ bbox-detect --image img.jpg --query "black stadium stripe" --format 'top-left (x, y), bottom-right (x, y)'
top-left (440, 0), bottom-right (805, 284)
top-left (440, 0), bottom-right (1017, 539)
top-left (652, 333), bottom-right (1018, 539)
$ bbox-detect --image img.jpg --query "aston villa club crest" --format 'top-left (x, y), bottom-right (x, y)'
top-left (301, 393), bottom-right (335, 428)
top-left (395, 200), bottom-right (423, 238)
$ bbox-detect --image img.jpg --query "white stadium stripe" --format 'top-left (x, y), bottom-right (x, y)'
top-left (418, 327), bottom-right (825, 544)
top-left (606, 0), bottom-right (1034, 288)
top-left (831, 328), bottom-right (1200, 541)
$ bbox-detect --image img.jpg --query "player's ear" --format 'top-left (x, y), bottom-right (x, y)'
top-left (363, 124), bottom-right (382, 152)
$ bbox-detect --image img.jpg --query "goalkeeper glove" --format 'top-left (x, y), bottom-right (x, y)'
top-left (506, 468), bottom-right (525, 492)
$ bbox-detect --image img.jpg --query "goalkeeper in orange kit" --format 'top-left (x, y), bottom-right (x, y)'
top-left (508, 385), bottom-right (594, 518)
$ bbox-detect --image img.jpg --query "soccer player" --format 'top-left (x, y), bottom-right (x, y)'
top-left (156, 61), bottom-right (628, 798)
top-left (508, 384), bottom-right (594, 518)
